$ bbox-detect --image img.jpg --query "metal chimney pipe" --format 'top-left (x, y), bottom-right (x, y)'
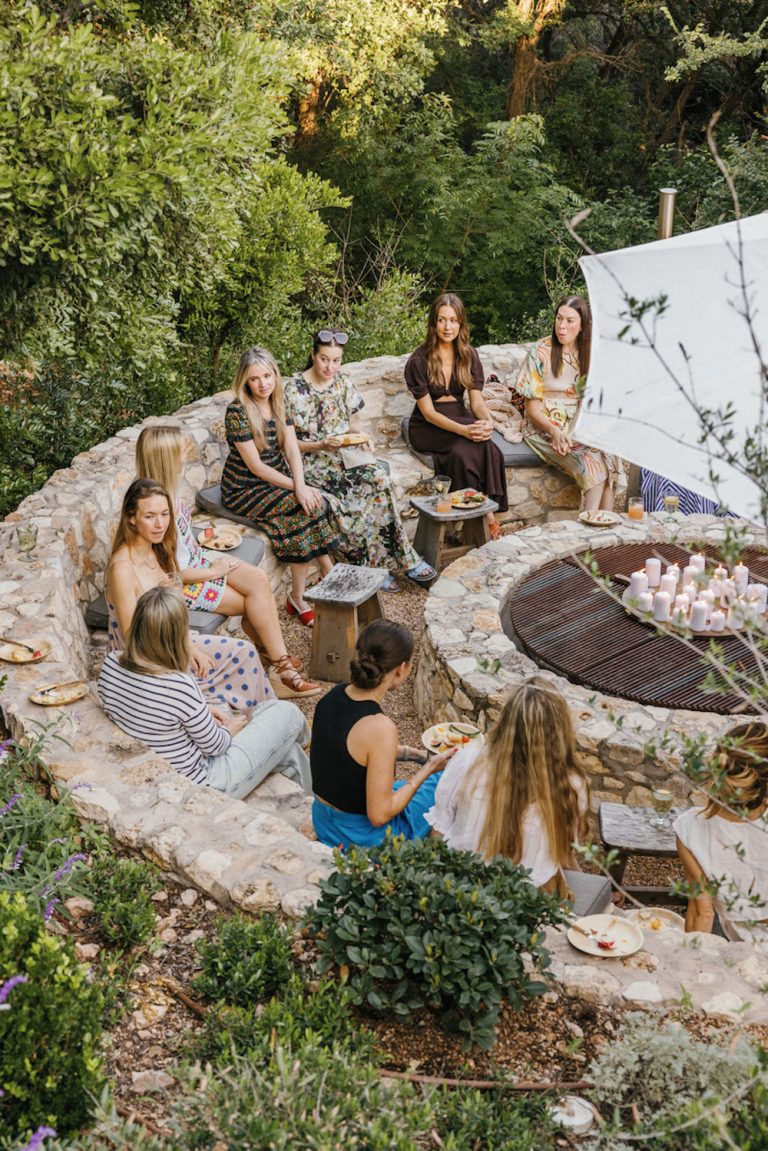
top-left (657, 188), bottom-right (678, 240)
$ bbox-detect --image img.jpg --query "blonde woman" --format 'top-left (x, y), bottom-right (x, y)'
top-left (106, 478), bottom-right (273, 714)
top-left (221, 347), bottom-right (336, 626)
top-left (426, 676), bottom-right (589, 893)
top-left (136, 425), bottom-right (319, 696)
top-left (98, 585), bottom-right (311, 798)
top-left (674, 723), bottom-right (768, 941)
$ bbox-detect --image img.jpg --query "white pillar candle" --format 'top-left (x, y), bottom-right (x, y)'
top-left (637, 591), bottom-right (654, 613)
top-left (674, 594), bottom-right (689, 611)
top-left (727, 605), bottom-right (744, 630)
top-left (672, 605), bottom-right (689, 628)
top-left (747, 583), bottom-right (768, 613)
top-left (689, 601), bottom-right (707, 630)
top-left (666, 564), bottom-right (681, 586)
top-left (660, 573), bottom-right (678, 598)
top-left (682, 582), bottom-right (698, 604)
top-left (721, 578), bottom-right (737, 607)
top-left (700, 590), bottom-right (716, 621)
top-left (653, 591), bottom-right (671, 622)
top-left (733, 563), bottom-right (749, 594)
top-left (629, 570), bottom-right (649, 598)
top-left (682, 565), bottom-right (696, 587)
top-left (710, 609), bottom-right (726, 631)
top-left (708, 577), bottom-right (722, 598)
top-left (689, 553), bottom-right (706, 572)
top-left (645, 558), bottom-right (661, 587)
top-left (713, 565), bottom-right (728, 582)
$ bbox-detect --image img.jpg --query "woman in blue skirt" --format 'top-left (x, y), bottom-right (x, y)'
top-left (310, 620), bottom-right (456, 849)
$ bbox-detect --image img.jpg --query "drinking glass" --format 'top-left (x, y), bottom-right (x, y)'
top-left (433, 475), bottom-right (452, 514)
top-left (649, 787), bottom-right (674, 830)
top-left (17, 524), bottom-right (38, 561)
top-left (662, 492), bottom-right (680, 519)
top-left (627, 497), bottom-right (645, 521)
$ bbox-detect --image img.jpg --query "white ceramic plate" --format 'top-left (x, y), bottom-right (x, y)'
top-left (566, 914), bottom-right (643, 957)
top-left (198, 529), bottom-right (242, 552)
top-left (451, 489), bottom-right (487, 509)
top-left (331, 432), bottom-right (368, 447)
top-left (0, 639), bottom-right (51, 664)
top-left (421, 722), bottom-right (484, 753)
top-left (578, 510), bottom-right (621, 527)
top-left (30, 681), bottom-right (89, 707)
top-left (625, 907), bottom-right (685, 934)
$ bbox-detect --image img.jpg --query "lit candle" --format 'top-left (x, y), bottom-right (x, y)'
top-left (660, 573), bottom-right (678, 598)
top-left (682, 565), bottom-right (696, 587)
top-left (727, 605), bottom-right (744, 630)
top-left (666, 564), bottom-right (681, 586)
top-left (674, 594), bottom-right (689, 611)
top-left (700, 590), bottom-right (716, 621)
top-left (682, 581), bottom-right (698, 605)
top-left (653, 591), bottom-right (671, 622)
top-left (713, 565), bottom-right (728, 583)
top-left (721, 578), bottom-right (737, 607)
top-left (629, 570), bottom-right (649, 598)
top-left (672, 605), bottom-right (689, 628)
top-left (710, 609), bottom-right (726, 632)
top-left (689, 601), bottom-right (707, 630)
top-left (645, 558), bottom-right (661, 587)
top-left (637, 591), bottom-right (654, 613)
top-left (689, 553), bottom-right (706, 572)
top-left (708, 577), bottom-right (722, 599)
top-left (747, 583), bottom-right (768, 613)
top-left (733, 563), bottom-right (749, 594)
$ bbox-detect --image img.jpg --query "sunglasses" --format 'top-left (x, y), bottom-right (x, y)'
top-left (317, 329), bottom-right (348, 346)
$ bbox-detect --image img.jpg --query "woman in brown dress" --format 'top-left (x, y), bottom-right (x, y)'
top-left (404, 293), bottom-right (508, 537)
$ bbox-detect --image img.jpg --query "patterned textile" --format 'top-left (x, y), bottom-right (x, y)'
top-left (175, 499), bottom-right (226, 611)
top-left (284, 371), bottom-right (420, 572)
top-left (106, 601), bottom-right (273, 713)
top-left (640, 470), bottom-right (720, 516)
top-left (515, 338), bottom-right (625, 495)
top-left (221, 401), bottom-right (336, 563)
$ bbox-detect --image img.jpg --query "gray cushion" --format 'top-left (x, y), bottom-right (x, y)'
top-left (562, 870), bottom-right (613, 918)
top-left (196, 483), bottom-right (329, 521)
top-left (400, 416), bottom-right (539, 469)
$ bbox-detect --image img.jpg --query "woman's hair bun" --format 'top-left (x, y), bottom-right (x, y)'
top-left (349, 620), bottom-right (415, 690)
top-left (350, 653), bottom-right (382, 689)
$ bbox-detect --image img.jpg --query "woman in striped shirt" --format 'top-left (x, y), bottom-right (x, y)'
top-left (98, 585), bottom-right (311, 797)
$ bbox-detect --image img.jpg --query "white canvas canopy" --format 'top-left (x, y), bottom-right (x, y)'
top-left (572, 213), bottom-right (768, 523)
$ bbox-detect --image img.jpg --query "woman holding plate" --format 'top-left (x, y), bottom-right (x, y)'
top-left (310, 619), bottom-right (455, 849)
top-left (515, 295), bottom-right (623, 513)
top-left (284, 330), bottom-right (436, 591)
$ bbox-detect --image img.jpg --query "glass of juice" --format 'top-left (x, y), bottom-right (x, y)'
top-left (627, 497), bottom-right (645, 521)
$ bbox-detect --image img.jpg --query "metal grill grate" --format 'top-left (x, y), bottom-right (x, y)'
top-left (506, 543), bottom-right (765, 715)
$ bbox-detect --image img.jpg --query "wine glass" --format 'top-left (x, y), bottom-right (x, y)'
top-left (433, 475), bottom-right (452, 514)
top-left (662, 492), bottom-right (680, 521)
top-left (649, 787), bottom-right (674, 830)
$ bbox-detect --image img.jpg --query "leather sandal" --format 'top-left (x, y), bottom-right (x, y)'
top-left (286, 594), bottom-right (314, 627)
top-left (272, 655), bottom-right (322, 697)
top-left (488, 519), bottom-right (503, 541)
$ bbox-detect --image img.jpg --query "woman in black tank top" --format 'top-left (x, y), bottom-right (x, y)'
top-left (310, 620), bottom-right (456, 849)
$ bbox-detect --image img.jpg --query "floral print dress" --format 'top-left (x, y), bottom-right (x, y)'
top-left (284, 371), bottom-right (420, 573)
top-left (175, 499), bottom-right (227, 611)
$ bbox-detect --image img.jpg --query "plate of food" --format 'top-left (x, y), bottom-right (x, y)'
top-left (330, 432), bottom-right (368, 447)
top-left (0, 638), bottom-right (51, 664)
top-left (198, 526), bottom-right (243, 552)
top-left (625, 907), bottom-right (685, 934)
top-left (421, 722), bottom-right (485, 754)
top-left (566, 914), bottom-right (643, 958)
top-left (29, 680), bottom-right (90, 707)
top-left (450, 489), bottom-right (487, 509)
top-left (578, 510), bottom-right (621, 527)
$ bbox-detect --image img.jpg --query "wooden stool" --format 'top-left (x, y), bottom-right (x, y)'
top-left (598, 801), bottom-right (687, 905)
top-left (304, 564), bottom-right (390, 684)
top-left (409, 493), bottom-right (499, 571)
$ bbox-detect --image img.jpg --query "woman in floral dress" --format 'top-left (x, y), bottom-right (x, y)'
top-left (284, 330), bottom-right (435, 591)
top-left (515, 295), bottom-right (624, 512)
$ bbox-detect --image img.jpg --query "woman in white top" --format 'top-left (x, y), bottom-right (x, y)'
top-left (98, 585), bottom-right (311, 798)
top-left (674, 722), bottom-right (768, 942)
top-left (426, 676), bottom-right (589, 892)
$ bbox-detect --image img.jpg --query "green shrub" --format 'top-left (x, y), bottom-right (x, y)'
top-left (88, 855), bottom-right (160, 950)
top-left (304, 834), bottom-right (563, 1050)
top-left (433, 1086), bottom-right (556, 1150)
top-left (192, 972), bottom-right (377, 1065)
top-left (193, 912), bottom-right (295, 1005)
top-left (173, 1043), bottom-right (433, 1151)
top-left (0, 891), bottom-right (105, 1140)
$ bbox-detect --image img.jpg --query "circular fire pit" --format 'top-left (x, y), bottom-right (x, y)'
top-left (507, 541), bottom-right (765, 715)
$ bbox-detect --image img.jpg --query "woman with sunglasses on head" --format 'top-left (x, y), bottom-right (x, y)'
top-left (283, 330), bottom-right (436, 591)
top-left (405, 294), bottom-right (508, 540)
top-left (221, 347), bottom-right (337, 627)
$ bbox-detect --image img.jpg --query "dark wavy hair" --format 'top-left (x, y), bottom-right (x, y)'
top-left (550, 295), bottom-right (591, 379)
top-left (350, 619), bottom-right (415, 690)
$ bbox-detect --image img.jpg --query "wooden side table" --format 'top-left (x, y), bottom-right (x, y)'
top-left (304, 564), bottom-right (390, 684)
top-left (598, 801), bottom-right (687, 905)
top-left (409, 493), bottom-right (499, 571)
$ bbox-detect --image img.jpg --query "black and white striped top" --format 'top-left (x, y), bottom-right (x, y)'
top-left (98, 653), bottom-right (231, 784)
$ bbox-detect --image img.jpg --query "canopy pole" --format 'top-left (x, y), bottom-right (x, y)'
top-left (657, 188), bottom-right (678, 240)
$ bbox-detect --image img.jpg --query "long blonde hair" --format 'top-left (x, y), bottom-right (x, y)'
top-left (135, 425), bottom-right (185, 502)
top-left (425, 292), bottom-right (475, 393)
top-left (109, 478), bottom-right (178, 576)
top-left (704, 722), bottom-right (768, 818)
top-left (462, 676), bottom-right (588, 865)
top-left (120, 585), bottom-right (191, 675)
top-left (232, 347), bottom-right (288, 452)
